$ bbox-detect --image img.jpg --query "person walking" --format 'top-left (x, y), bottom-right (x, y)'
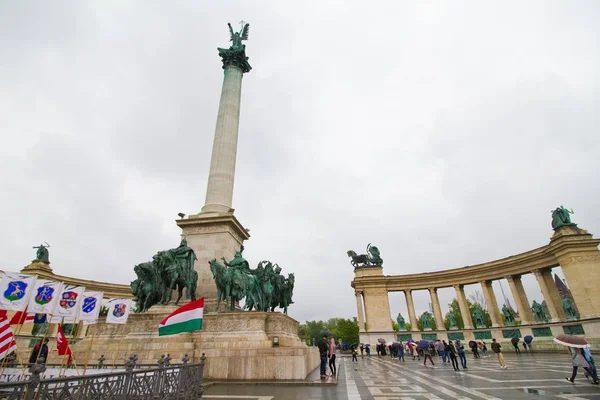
top-left (328, 337), bottom-right (337, 376)
top-left (365, 344), bottom-right (371, 356)
top-left (566, 347), bottom-right (597, 384)
top-left (471, 341), bottom-right (480, 359)
top-left (318, 335), bottom-right (329, 378)
top-left (351, 345), bottom-right (358, 362)
top-left (360, 344), bottom-right (364, 356)
top-left (511, 337), bottom-right (521, 354)
top-left (455, 340), bottom-right (467, 369)
top-left (491, 339), bottom-right (507, 369)
top-left (423, 343), bottom-right (435, 366)
top-left (583, 347), bottom-right (599, 384)
top-left (398, 341), bottom-right (405, 361)
top-left (441, 340), bottom-right (448, 364)
top-left (447, 341), bottom-right (460, 371)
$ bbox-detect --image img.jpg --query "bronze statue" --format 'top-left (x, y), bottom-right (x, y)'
top-left (32, 242), bottom-right (50, 264)
top-left (562, 296), bottom-right (578, 320)
top-left (347, 243), bottom-right (384, 268)
top-left (130, 238), bottom-right (198, 312)
top-left (551, 206), bottom-right (575, 229)
top-left (209, 247), bottom-right (295, 313)
top-left (532, 300), bottom-right (549, 323)
top-left (218, 22), bottom-right (252, 73)
top-left (396, 313), bottom-right (406, 331)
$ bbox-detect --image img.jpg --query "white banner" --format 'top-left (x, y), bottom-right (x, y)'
top-left (28, 280), bottom-right (64, 314)
top-left (0, 273), bottom-right (37, 311)
top-left (54, 285), bottom-right (86, 319)
top-left (105, 299), bottom-right (131, 325)
top-left (78, 292), bottom-right (103, 323)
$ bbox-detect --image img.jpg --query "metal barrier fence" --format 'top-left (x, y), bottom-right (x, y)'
top-left (0, 355), bottom-right (205, 400)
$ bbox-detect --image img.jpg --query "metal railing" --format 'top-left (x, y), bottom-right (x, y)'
top-left (0, 355), bottom-right (205, 400)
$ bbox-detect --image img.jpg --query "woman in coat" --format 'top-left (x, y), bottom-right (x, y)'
top-left (566, 347), bottom-right (597, 384)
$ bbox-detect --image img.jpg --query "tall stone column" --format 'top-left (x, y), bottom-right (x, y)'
top-left (404, 290), bottom-right (419, 332)
top-left (480, 280), bottom-right (503, 328)
top-left (176, 27), bottom-right (253, 311)
top-left (506, 275), bottom-right (534, 325)
top-left (428, 288), bottom-right (446, 331)
top-left (549, 225), bottom-right (600, 319)
top-left (454, 285), bottom-right (474, 329)
top-left (356, 292), bottom-right (366, 332)
top-left (201, 64), bottom-right (244, 215)
top-left (533, 269), bottom-right (562, 322)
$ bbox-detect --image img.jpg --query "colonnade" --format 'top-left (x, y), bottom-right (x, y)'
top-left (354, 268), bottom-right (564, 332)
top-left (352, 223), bottom-right (600, 342)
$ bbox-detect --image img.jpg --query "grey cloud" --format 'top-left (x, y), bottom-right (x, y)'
top-left (1, 2), bottom-right (599, 324)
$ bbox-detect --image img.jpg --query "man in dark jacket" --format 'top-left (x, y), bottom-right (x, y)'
top-left (318, 336), bottom-right (329, 378)
top-left (491, 339), bottom-right (506, 369)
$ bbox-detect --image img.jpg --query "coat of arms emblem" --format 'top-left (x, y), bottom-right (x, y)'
top-left (34, 286), bottom-right (55, 305)
top-left (59, 291), bottom-right (78, 309)
top-left (4, 281), bottom-right (27, 302)
top-left (113, 303), bottom-right (127, 318)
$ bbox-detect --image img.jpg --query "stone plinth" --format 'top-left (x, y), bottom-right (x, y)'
top-left (65, 311), bottom-right (318, 380)
top-left (176, 213), bottom-right (250, 312)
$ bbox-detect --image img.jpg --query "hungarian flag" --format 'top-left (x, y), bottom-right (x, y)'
top-left (158, 298), bottom-right (204, 336)
top-left (9, 308), bottom-right (35, 325)
top-left (56, 325), bottom-right (72, 364)
top-left (0, 315), bottom-right (18, 359)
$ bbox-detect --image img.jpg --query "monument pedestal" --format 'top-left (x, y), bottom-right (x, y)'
top-left (69, 311), bottom-right (318, 380)
top-left (176, 213), bottom-right (250, 312)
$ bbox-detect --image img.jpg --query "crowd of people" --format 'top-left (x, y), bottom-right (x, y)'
top-left (332, 336), bottom-right (599, 386)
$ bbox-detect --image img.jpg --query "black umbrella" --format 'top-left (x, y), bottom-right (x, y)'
top-left (511, 336), bottom-right (520, 344)
top-left (377, 338), bottom-right (386, 344)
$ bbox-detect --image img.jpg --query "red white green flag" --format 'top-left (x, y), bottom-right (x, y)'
top-left (158, 298), bottom-right (204, 336)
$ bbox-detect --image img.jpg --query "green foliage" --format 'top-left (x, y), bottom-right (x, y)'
top-left (391, 319), bottom-right (399, 332)
top-left (298, 318), bottom-right (359, 345)
top-left (99, 305), bottom-right (109, 317)
top-left (405, 322), bottom-right (411, 331)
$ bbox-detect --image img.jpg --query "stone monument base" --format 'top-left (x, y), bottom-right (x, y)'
top-left (68, 310), bottom-right (318, 380)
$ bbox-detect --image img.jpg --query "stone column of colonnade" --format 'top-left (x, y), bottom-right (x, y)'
top-left (534, 269), bottom-right (564, 322)
top-left (428, 288), bottom-right (446, 330)
top-left (404, 290), bottom-right (419, 332)
top-left (355, 292), bottom-right (366, 331)
top-left (506, 275), bottom-right (534, 325)
top-left (454, 284), bottom-right (474, 329)
top-left (480, 280), bottom-right (503, 328)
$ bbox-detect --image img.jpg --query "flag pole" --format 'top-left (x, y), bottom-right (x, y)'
top-left (82, 324), bottom-right (96, 376)
top-left (34, 314), bottom-right (55, 364)
top-left (111, 325), bottom-right (125, 371)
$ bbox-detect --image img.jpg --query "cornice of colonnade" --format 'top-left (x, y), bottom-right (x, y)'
top-left (353, 243), bottom-right (560, 292)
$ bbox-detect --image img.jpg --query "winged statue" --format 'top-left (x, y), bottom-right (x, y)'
top-left (218, 21), bottom-right (252, 73)
top-left (228, 22), bottom-right (249, 50)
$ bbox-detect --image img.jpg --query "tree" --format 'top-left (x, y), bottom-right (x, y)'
top-left (392, 319), bottom-right (399, 332)
top-left (468, 290), bottom-right (486, 310)
top-left (299, 318), bottom-right (359, 345)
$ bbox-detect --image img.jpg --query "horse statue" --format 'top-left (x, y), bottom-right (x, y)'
top-left (347, 250), bottom-right (369, 268)
top-left (280, 273), bottom-right (295, 314)
top-left (131, 261), bottom-right (160, 312)
top-left (209, 259), bottom-right (230, 312)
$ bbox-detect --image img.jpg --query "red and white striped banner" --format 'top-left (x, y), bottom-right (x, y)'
top-left (0, 316), bottom-right (18, 360)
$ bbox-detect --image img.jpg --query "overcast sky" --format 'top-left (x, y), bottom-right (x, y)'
top-left (1, 1), bottom-right (599, 324)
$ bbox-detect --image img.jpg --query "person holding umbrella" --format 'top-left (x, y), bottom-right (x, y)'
top-left (554, 334), bottom-right (599, 385)
top-left (420, 340), bottom-right (434, 366)
top-left (455, 340), bottom-right (467, 369)
top-left (524, 335), bottom-right (533, 352)
top-left (511, 336), bottom-right (521, 354)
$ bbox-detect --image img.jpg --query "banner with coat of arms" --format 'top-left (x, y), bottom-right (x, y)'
top-left (0, 273), bottom-right (37, 311)
top-left (105, 299), bottom-right (131, 324)
top-left (78, 291), bottom-right (103, 323)
top-left (27, 280), bottom-right (64, 314)
top-left (54, 285), bottom-right (86, 319)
